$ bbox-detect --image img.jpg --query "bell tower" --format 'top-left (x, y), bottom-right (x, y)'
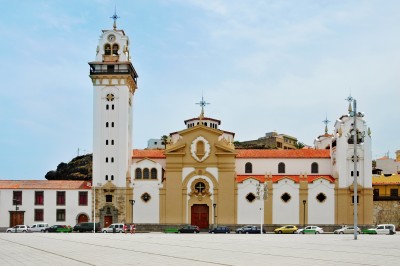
top-left (89, 14), bottom-right (138, 225)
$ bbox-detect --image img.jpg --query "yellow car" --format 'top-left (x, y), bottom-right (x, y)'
top-left (274, 225), bottom-right (298, 234)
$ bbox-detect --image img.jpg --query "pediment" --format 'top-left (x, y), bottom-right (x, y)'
top-left (165, 143), bottom-right (186, 155)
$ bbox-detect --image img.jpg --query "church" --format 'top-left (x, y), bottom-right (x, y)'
top-left (90, 19), bottom-right (373, 229)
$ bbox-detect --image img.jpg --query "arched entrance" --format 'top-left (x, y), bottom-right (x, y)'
top-left (191, 204), bottom-right (209, 229)
top-left (77, 213), bottom-right (89, 223)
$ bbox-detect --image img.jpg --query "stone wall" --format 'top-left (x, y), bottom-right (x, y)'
top-left (373, 201), bottom-right (400, 228)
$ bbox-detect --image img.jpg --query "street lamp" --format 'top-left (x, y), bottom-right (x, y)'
top-left (302, 200), bottom-right (307, 228)
top-left (13, 198), bottom-right (19, 232)
top-left (129, 200), bottom-right (135, 223)
top-left (213, 203), bottom-right (217, 228)
top-left (256, 182), bottom-right (268, 234)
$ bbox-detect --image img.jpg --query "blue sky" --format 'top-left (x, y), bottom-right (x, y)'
top-left (1, 0), bottom-right (399, 180)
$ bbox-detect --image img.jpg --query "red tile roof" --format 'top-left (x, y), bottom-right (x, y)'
top-left (236, 175), bottom-right (335, 183)
top-left (132, 149), bottom-right (165, 159)
top-left (236, 149), bottom-right (330, 158)
top-left (0, 180), bottom-right (91, 189)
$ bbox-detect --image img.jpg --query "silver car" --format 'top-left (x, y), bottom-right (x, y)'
top-left (334, 226), bottom-right (361, 234)
top-left (102, 223), bottom-right (124, 233)
top-left (6, 225), bottom-right (31, 233)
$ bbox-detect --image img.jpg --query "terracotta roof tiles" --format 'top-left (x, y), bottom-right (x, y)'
top-left (132, 149), bottom-right (165, 159)
top-left (0, 180), bottom-right (91, 189)
top-left (236, 149), bottom-right (330, 158)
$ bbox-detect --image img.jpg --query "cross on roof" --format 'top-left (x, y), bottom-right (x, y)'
top-left (196, 96), bottom-right (210, 119)
top-left (110, 7), bottom-right (120, 30)
top-left (345, 94), bottom-right (354, 113)
top-left (322, 115), bottom-right (330, 134)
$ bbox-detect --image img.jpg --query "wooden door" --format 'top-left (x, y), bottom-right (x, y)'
top-left (78, 214), bottom-right (89, 223)
top-left (10, 211), bottom-right (24, 227)
top-left (191, 204), bottom-right (209, 229)
top-left (104, 216), bottom-right (113, 227)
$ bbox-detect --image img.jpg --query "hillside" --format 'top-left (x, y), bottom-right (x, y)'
top-left (45, 154), bottom-right (92, 181)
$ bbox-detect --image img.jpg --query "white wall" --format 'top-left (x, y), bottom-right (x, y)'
top-left (273, 179), bottom-right (299, 224)
top-left (237, 179), bottom-right (264, 224)
top-left (307, 179), bottom-right (335, 224)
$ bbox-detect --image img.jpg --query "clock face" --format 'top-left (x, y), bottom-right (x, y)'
top-left (108, 34), bottom-right (116, 42)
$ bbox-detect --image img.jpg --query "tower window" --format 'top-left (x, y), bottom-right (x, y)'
top-left (278, 162), bottom-right (285, 173)
top-left (105, 175), bottom-right (108, 180)
top-left (106, 104), bottom-right (109, 110)
top-left (111, 122), bottom-right (114, 127)
top-left (104, 44), bottom-right (111, 55)
top-left (281, 193), bottom-right (291, 202)
top-left (245, 162), bottom-right (252, 173)
top-left (112, 104), bottom-right (114, 110)
top-left (106, 122), bottom-right (109, 127)
top-left (311, 162), bottom-right (318, 174)
top-left (111, 140), bottom-right (114, 145)
top-left (111, 175), bottom-right (114, 181)
top-left (112, 44), bottom-right (119, 55)
top-left (111, 157), bottom-right (114, 163)
top-left (106, 140), bottom-right (108, 145)
top-left (105, 157), bottom-right (108, 163)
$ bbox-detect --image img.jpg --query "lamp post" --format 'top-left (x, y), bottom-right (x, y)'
top-left (129, 199), bottom-right (135, 223)
top-left (302, 200), bottom-right (307, 228)
top-left (213, 203), bottom-right (217, 228)
top-left (348, 97), bottom-right (358, 240)
top-left (13, 198), bottom-right (18, 232)
top-left (256, 182), bottom-right (268, 234)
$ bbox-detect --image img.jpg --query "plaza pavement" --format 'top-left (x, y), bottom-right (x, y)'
top-left (0, 232), bottom-right (399, 266)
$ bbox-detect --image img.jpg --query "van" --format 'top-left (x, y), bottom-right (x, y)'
top-left (101, 223), bottom-right (124, 233)
top-left (375, 224), bottom-right (396, 235)
top-left (73, 222), bottom-right (100, 232)
top-left (30, 223), bottom-right (49, 233)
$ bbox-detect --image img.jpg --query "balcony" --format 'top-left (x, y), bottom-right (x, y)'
top-left (373, 195), bottom-right (400, 201)
top-left (89, 63), bottom-right (138, 82)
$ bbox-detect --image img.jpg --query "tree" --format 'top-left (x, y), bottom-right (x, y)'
top-left (161, 135), bottom-right (168, 149)
top-left (295, 142), bottom-right (305, 149)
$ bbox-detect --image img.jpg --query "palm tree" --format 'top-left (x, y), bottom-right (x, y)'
top-left (161, 135), bottom-right (168, 149)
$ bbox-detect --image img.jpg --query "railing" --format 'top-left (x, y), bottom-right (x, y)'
top-left (89, 64), bottom-right (138, 82)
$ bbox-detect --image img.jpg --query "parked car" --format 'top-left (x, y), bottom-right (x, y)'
top-left (296, 226), bottom-right (324, 234)
top-left (6, 225), bottom-right (31, 233)
top-left (102, 223), bottom-right (125, 233)
top-left (334, 226), bottom-right (361, 234)
top-left (236, 225), bottom-right (265, 234)
top-left (73, 222), bottom-right (101, 232)
top-left (177, 225), bottom-right (200, 233)
top-left (274, 225), bottom-right (298, 234)
top-left (362, 224), bottom-right (396, 235)
top-left (209, 226), bottom-right (231, 234)
top-left (45, 225), bottom-right (72, 233)
top-left (30, 223), bottom-right (49, 233)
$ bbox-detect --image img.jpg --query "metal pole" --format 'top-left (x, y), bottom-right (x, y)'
top-left (303, 200), bottom-right (306, 228)
top-left (353, 100), bottom-right (358, 240)
top-left (93, 186), bottom-right (96, 233)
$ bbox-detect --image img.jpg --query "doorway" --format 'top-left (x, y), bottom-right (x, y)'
top-left (191, 204), bottom-right (209, 229)
top-left (104, 216), bottom-right (113, 227)
top-left (77, 213), bottom-right (89, 223)
top-left (9, 211), bottom-right (24, 227)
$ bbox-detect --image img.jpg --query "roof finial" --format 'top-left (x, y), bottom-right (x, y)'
top-left (196, 94), bottom-right (210, 120)
top-left (322, 114), bottom-right (330, 134)
top-left (110, 6), bottom-right (120, 30)
top-left (345, 94), bottom-right (354, 114)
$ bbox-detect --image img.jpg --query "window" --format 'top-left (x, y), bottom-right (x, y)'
top-left (151, 168), bottom-right (157, 179)
top-left (35, 191), bottom-right (44, 205)
top-left (316, 193), bottom-right (326, 203)
top-left (143, 168), bottom-right (150, 179)
top-left (56, 209), bottom-right (66, 222)
top-left (106, 122), bottom-right (109, 127)
top-left (106, 195), bottom-right (113, 202)
top-left (245, 162), bottom-right (252, 173)
top-left (111, 175), bottom-right (114, 181)
top-left (351, 171), bottom-right (359, 176)
top-left (112, 44), bottom-right (119, 55)
top-left (111, 122), bottom-right (114, 127)
top-left (79, 192), bottom-right (88, 206)
top-left (278, 162), bottom-right (285, 173)
top-left (373, 189), bottom-right (379, 197)
top-left (311, 162), bottom-right (318, 174)
top-left (246, 193), bottom-right (256, 202)
top-left (141, 193), bottom-right (151, 202)
top-left (195, 182), bottom-right (206, 193)
top-left (106, 157), bottom-right (108, 163)
top-left (135, 168), bottom-right (142, 179)
top-left (104, 44), bottom-right (111, 55)
top-left (105, 175), bottom-right (108, 180)
top-left (390, 189), bottom-right (398, 197)
top-left (111, 157), bottom-right (114, 163)
top-left (35, 209), bottom-right (44, 221)
top-left (13, 191), bottom-right (22, 205)
top-left (111, 140), bottom-right (114, 145)
top-left (281, 193), bottom-right (291, 202)
top-left (112, 104), bottom-right (114, 110)
top-left (106, 104), bottom-right (109, 110)
top-left (106, 140), bottom-right (109, 145)
top-left (351, 195), bottom-right (359, 204)
top-left (57, 191), bottom-right (65, 205)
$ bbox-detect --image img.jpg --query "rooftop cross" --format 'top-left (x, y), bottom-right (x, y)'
top-left (196, 96), bottom-right (210, 119)
top-left (322, 115), bottom-right (330, 134)
top-left (345, 94), bottom-right (354, 113)
top-left (110, 7), bottom-right (120, 30)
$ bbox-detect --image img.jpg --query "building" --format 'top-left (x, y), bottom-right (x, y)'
top-left (372, 174), bottom-right (400, 226)
top-left (375, 151), bottom-right (400, 175)
top-left (236, 131), bottom-right (298, 150)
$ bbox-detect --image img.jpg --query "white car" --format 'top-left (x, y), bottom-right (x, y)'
top-left (6, 225), bottom-right (31, 233)
top-left (296, 226), bottom-right (324, 234)
top-left (30, 223), bottom-right (49, 232)
top-left (102, 223), bottom-right (125, 233)
top-left (334, 226), bottom-right (361, 234)
top-left (362, 224), bottom-right (396, 235)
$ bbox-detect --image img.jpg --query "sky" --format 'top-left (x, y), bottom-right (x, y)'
top-left (1, 0), bottom-right (400, 180)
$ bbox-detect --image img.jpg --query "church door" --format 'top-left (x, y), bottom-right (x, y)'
top-left (78, 214), bottom-right (89, 223)
top-left (104, 216), bottom-right (113, 227)
top-left (191, 204), bottom-right (209, 229)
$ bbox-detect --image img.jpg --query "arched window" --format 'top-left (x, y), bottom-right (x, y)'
top-left (106, 122), bottom-right (109, 127)
top-left (245, 162), bottom-right (252, 173)
top-left (104, 44), bottom-right (111, 55)
top-left (278, 162), bottom-right (285, 173)
top-left (106, 104), bottom-right (109, 110)
top-left (151, 168), bottom-right (157, 179)
top-left (111, 175), bottom-right (114, 180)
top-left (105, 175), bottom-right (108, 181)
top-left (112, 44), bottom-right (119, 55)
top-left (135, 168), bottom-right (142, 179)
top-left (143, 168), bottom-right (150, 179)
top-left (111, 157), bottom-right (114, 163)
top-left (311, 162), bottom-right (319, 173)
top-left (105, 157), bottom-right (108, 163)
top-left (111, 122), bottom-right (114, 127)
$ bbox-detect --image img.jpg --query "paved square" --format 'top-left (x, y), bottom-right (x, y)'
top-left (0, 233), bottom-right (399, 265)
